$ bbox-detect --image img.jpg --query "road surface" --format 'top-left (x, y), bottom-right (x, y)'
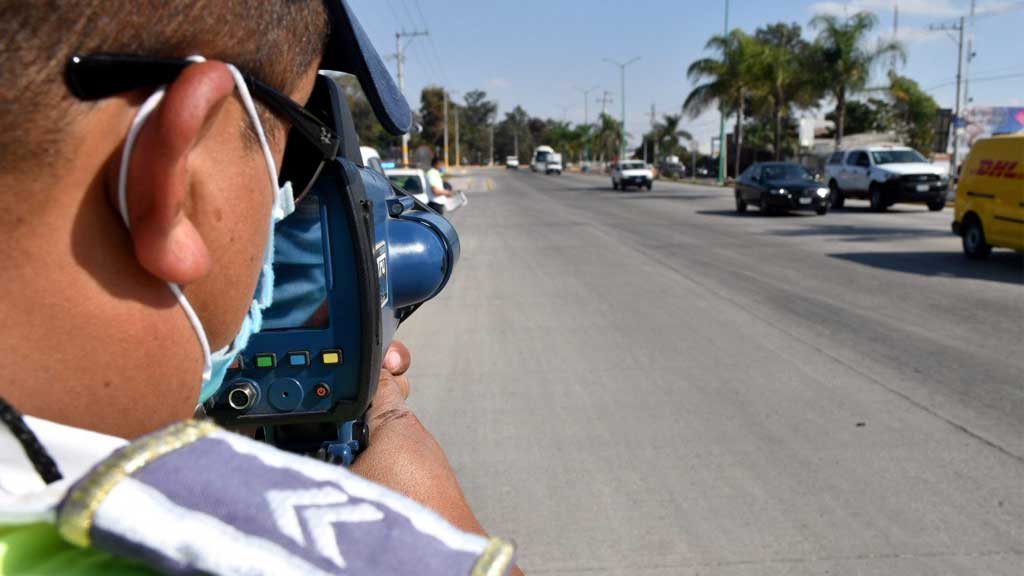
top-left (399, 168), bottom-right (1024, 575)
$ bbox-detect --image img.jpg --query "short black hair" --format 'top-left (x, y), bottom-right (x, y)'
top-left (431, 157), bottom-right (443, 167)
top-left (0, 0), bottom-right (328, 171)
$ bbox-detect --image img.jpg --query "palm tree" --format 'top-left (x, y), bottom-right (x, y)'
top-left (653, 114), bottom-right (694, 158)
top-left (572, 123), bottom-right (595, 163)
top-left (593, 113), bottom-right (626, 162)
top-left (685, 29), bottom-right (761, 179)
top-left (752, 23), bottom-right (818, 160)
top-left (810, 11), bottom-right (905, 147)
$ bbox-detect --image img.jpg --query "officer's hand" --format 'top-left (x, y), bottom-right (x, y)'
top-left (352, 340), bottom-right (486, 536)
top-left (357, 341), bottom-right (526, 575)
top-left (381, 339), bottom-right (411, 396)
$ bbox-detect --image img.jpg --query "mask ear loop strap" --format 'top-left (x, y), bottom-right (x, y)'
top-left (116, 58), bottom-right (287, 397)
top-left (224, 64), bottom-right (283, 216)
top-left (116, 78), bottom-right (213, 385)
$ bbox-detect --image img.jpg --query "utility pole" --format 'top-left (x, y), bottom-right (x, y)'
top-left (443, 90), bottom-right (448, 169)
top-left (890, 1), bottom-right (900, 75)
top-left (575, 86), bottom-right (599, 163)
top-left (489, 123), bottom-right (494, 166)
top-left (576, 86), bottom-right (599, 127)
top-left (597, 91), bottom-right (613, 117)
top-left (930, 16), bottom-right (965, 173)
top-left (648, 103), bottom-right (657, 165)
top-left (454, 105), bottom-right (461, 168)
top-left (604, 56), bottom-right (641, 161)
top-left (964, 0), bottom-right (977, 109)
top-left (444, 89), bottom-right (460, 168)
top-left (513, 130), bottom-right (519, 161)
top-left (691, 145), bottom-right (697, 183)
top-left (717, 0), bottom-right (730, 185)
top-left (393, 29), bottom-right (428, 167)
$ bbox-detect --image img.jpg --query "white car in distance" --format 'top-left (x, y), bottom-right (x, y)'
top-left (384, 167), bottom-right (467, 215)
top-left (612, 160), bottom-right (654, 191)
top-left (385, 168), bottom-right (432, 205)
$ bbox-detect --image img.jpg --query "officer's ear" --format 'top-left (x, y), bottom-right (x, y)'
top-left (119, 61), bottom-right (236, 285)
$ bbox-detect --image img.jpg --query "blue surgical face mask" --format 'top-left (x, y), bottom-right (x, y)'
top-left (116, 57), bottom-right (296, 406)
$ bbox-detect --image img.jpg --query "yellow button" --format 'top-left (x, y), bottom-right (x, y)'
top-left (321, 351), bottom-right (341, 365)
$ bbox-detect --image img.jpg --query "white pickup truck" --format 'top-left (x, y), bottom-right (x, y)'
top-left (824, 146), bottom-right (949, 212)
top-left (611, 160), bottom-right (654, 191)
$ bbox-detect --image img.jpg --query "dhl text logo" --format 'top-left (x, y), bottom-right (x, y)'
top-left (972, 160), bottom-right (1024, 179)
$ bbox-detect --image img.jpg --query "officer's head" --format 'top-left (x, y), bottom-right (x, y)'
top-left (0, 1), bottom-right (330, 436)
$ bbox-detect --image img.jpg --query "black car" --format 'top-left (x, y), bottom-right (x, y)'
top-left (735, 162), bottom-right (831, 216)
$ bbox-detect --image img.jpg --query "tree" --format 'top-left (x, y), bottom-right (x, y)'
top-left (334, 74), bottom-right (396, 153)
top-left (824, 98), bottom-right (891, 137)
top-left (657, 114), bottom-right (693, 157)
top-left (593, 113), bottom-right (626, 162)
top-left (752, 23), bottom-right (818, 160)
top-left (810, 11), bottom-right (904, 147)
top-left (460, 90), bottom-right (497, 164)
top-left (545, 121), bottom-right (580, 162)
top-left (573, 123), bottom-right (595, 163)
top-left (493, 106), bottom-right (531, 161)
top-left (419, 86), bottom-right (446, 154)
top-left (888, 74), bottom-right (938, 154)
top-left (639, 114), bottom-right (694, 161)
top-left (685, 29), bottom-right (761, 178)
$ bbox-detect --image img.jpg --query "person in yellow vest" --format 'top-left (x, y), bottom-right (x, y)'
top-left (0, 1), bottom-right (520, 574)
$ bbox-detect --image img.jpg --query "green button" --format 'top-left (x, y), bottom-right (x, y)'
top-left (255, 354), bottom-right (276, 369)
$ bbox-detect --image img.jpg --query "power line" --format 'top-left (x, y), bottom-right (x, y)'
top-left (925, 72), bottom-right (1024, 93)
top-left (398, 0), bottom-right (449, 89)
top-left (383, 0), bottom-right (405, 28)
top-left (397, 0), bottom-right (421, 38)
top-left (973, 0), bottom-right (1024, 21)
top-left (968, 72), bottom-right (1024, 84)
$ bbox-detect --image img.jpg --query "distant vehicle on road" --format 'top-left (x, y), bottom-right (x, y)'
top-left (360, 146), bottom-right (385, 175)
top-left (825, 146), bottom-right (949, 212)
top-left (659, 155), bottom-right (686, 179)
top-left (952, 134), bottom-right (1024, 259)
top-left (385, 167), bottom-right (467, 215)
top-left (385, 167), bottom-right (433, 206)
top-left (505, 156), bottom-right (520, 169)
top-left (735, 162), bottom-right (831, 215)
top-left (611, 160), bottom-right (654, 191)
top-left (532, 146), bottom-right (563, 175)
top-left (694, 159), bottom-right (718, 179)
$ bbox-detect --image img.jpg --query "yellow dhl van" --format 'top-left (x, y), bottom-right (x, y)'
top-left (952, 134), bottom-right (1024, 259)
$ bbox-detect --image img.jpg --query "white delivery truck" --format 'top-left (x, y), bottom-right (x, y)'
top-left (531, 146), bottom-right (563, 175)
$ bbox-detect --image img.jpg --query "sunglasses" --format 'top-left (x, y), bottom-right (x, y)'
top-left (65, 54), bottom-right (342, 202)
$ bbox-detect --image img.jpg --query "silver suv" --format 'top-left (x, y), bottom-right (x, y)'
top-left (824, 146), bottom-right (949, 212)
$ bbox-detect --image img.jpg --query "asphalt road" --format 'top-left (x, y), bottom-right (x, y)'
top-left (399, 168), bottom-right (1024, 575)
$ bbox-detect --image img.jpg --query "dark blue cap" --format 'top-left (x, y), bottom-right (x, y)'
top-left (322, 0), bottom-right (412, 136)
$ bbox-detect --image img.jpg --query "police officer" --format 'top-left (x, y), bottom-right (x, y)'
top-left (0, 1), bottom-right (519, 574)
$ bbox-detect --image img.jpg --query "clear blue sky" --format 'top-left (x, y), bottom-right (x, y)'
top-left (349, 0), bottom-right (1024, 152)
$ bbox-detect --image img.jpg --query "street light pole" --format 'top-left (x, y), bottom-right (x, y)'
top-left (575, 85), bottom-right (599, 162)
top-left (717, 0), bottom-right (730, 185)
top-left (604, 56), bottom-right (641, 161)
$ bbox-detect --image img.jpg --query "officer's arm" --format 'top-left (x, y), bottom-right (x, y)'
top-left (357, 342), bottom-right (525, 575)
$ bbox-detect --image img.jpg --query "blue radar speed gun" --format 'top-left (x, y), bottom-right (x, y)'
top-left (204, 74), bottom-right (459, 465)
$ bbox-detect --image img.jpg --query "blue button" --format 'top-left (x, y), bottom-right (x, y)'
top-left (288, 352), bottom-right (309, 367)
